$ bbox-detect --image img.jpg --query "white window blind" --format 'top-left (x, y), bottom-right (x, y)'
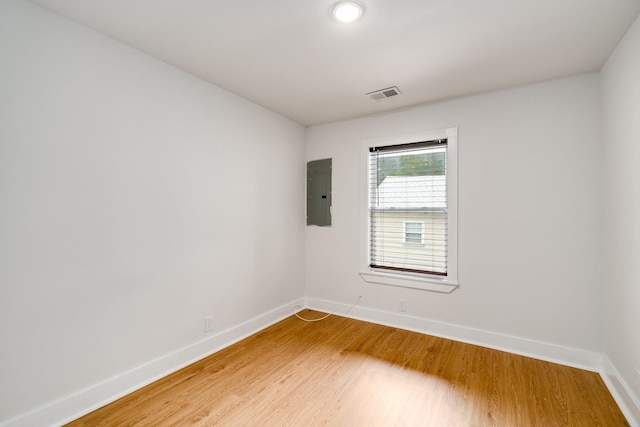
top-left (369, 139), bottom-right (448, 276)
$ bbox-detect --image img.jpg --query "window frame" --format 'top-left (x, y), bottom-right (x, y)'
top-left (359, 127), bottom-right (459, 293)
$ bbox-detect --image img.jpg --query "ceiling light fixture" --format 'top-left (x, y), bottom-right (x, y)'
top-left (330, 1), bottom-right (365, 23)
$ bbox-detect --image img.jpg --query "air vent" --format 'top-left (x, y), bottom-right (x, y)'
top-left (367, 86), bottom-right (402, 101)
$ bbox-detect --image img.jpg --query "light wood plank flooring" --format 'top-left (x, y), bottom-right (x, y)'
top-left (66, 310), bottom-right (628, 426)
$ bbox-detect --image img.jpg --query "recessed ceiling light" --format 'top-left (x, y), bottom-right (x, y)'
top-left (330, 1), bottom-right (365, 23)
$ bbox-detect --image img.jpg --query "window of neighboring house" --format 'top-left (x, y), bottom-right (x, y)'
top-left (359, 127), bottom-right (458, 293)
top-left (404, 221), bottom-right (424, 244)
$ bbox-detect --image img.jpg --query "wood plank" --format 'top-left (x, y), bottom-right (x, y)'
top-left (66, 311), bottom-right (629, 426)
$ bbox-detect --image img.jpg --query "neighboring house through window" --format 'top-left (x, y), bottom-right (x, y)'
top-left (359, 127), bottom-right (458, 293)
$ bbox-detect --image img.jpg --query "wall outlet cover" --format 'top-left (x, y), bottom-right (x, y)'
top-left (205, 315), bottom-right (214, 332)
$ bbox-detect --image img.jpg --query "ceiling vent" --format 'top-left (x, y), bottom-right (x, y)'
top-left (367, 86), bottom-right (402, 101)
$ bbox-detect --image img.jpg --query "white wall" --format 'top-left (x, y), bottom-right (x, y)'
top-left (0, 0), bottom-right (305, 424)
top-left (305, 74), bottom-right (603, 366)
top-left (601, 14), bottom-right (640, 424)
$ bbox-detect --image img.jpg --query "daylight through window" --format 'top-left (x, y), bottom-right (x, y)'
top-left (368, 139), bottom-right (448, 276)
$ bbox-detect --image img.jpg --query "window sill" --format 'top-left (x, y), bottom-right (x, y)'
top-left (359, 270), bottom-right (459, 293)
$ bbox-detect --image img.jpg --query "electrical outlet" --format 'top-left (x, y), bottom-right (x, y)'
top-left (204, 315), bottom-right (214, 332)
top-left (399, 298), bottom-right (406, 312)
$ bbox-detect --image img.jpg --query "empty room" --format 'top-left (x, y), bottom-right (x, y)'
top-left (1, 0), bottom-right (639, 425)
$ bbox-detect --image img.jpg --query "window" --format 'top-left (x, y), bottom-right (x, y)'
top-left (370, 139), bottom-right (448, 275)
top-left (404, 221), bottom-right (424, 244)
top-left (360, 128), bottom-right (458, 293)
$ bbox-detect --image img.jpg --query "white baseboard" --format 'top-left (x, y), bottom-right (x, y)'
top-left (306, 297), bottom-right (602, 372)
top-left (2, 298), bottom-right (305, 427)
top-left (601, 356), bottom-right (640, 427)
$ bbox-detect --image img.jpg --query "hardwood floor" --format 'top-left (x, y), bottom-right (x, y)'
top-left (66, 310), bottom-right (629, 426)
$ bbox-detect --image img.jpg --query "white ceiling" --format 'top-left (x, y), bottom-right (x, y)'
top-left (30, 0), bottom-right (640, 126)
